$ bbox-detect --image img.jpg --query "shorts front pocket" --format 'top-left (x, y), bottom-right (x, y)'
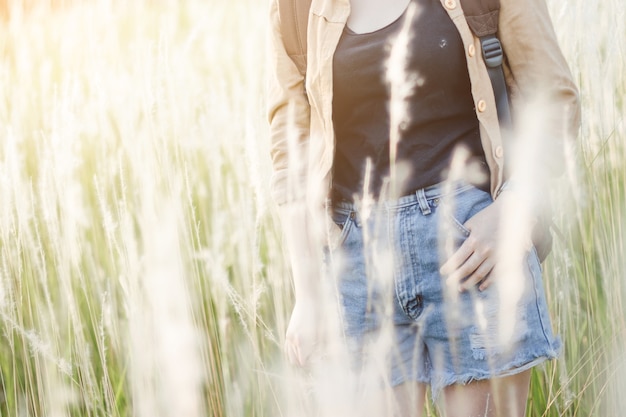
top-left (441, 185), bottom-right (493, 238)
top-left (329, 208), bottom-right (355, 249)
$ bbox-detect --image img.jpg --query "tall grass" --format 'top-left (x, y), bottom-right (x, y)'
top-left (531, 1), bottom-right (626, 415)
top-left (0, 0), bottom-right (623, 416)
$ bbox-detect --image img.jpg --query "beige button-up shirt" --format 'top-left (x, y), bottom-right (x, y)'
top-left (267, 0), bottom-right (580, 242)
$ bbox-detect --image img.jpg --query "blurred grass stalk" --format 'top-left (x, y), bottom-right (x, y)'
top-left (0, 0), bottom-right (283, 415)
top-left (0, 0), bottom-right (624, 416)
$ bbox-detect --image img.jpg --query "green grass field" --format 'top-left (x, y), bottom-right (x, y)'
top-left (0, 0), bottom-right (624, 416)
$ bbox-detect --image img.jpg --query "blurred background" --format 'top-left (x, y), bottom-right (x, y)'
top-left (0, 0), bottom-right (624, 416)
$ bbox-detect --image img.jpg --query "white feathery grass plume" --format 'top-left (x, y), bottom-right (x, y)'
top-left (126, 193), bottom-right (206, 417)
top-left (495, 95), bottom-right (562, 348)
top-left (312, 5), bottom-right (426, 415)
top-left (386, 2), bottom-right (422, 200)
top-left (0, 312), bottom-right (73, 377)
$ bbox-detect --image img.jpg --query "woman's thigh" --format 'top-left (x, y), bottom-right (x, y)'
top-left (441, 369), bottom-right (531, 417)
top-left (393, 381), bottom-right (427, 417)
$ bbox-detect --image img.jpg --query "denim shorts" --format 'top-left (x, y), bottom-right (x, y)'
top-left (324, 182), bottom-right (560, 397)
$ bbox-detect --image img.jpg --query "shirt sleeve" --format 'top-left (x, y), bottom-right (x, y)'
top-left (267, 0), bottom-right (312, 206)
top-left (498, 0), bottom-right (581, 178)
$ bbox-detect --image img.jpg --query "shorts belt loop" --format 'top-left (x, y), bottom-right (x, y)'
top-left (416, 188), bottom-right (431, 215)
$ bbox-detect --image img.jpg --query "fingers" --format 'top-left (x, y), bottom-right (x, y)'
top-left (285, 337), bottom-right (303, 367)
top-left (440, 238), bottom-right (474, 275)
top-left (441, 236), bottom-right (496, 293)
top-left (445, 250), bottom-right (483, 287)
top-left (285, 332), bottom-right (317, 367)
top-left (478, 273), bottom-right (494, 292)
top-left (460, 257), bottom-right (496, 292)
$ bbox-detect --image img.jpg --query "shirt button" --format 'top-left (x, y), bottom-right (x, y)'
top-left (468, 44), bottom-right (476, 57)
top-left (495, 146), bottom-right (504, 159)
top-left (444, 0), bottom-right (457, 9)
top-left (477, 99), bottom-right (487, 112)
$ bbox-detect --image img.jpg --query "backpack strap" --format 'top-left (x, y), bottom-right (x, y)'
top-left (278, 0), bottom-right (312, 77)
top-left (462, 0), bottom-right (554, 262)
top-left (460, 0), bottom-right (511, 130)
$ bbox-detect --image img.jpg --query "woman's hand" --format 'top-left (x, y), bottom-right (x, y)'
top-left (285, 298), bottom-right (321, 367)
top-left (439, 191), bottom-right (535, 292)
top-left (278, 203), bottom-right (325, 367)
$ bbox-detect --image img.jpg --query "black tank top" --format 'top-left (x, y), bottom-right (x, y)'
top-left (331, 0), bottom-right (487, 201)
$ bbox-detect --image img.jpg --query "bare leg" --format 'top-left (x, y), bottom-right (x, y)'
top-left (359, 381), bottom-right (426, 417)
top-left (441, 370), bottom-right (531, 417)
top-left (392, 381), bottom-right (427, 417)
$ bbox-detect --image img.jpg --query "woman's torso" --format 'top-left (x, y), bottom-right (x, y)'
top-left (331, 0), bottom-right (487, 202)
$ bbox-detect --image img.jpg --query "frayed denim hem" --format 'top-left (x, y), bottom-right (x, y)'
top-left (428, 349), bottom-right (560, 401)
top-left (387, 335), bottom-right (561, 400)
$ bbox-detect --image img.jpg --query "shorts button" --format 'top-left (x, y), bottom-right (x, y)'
top-left (404, 294), bottom-right (424, 319)
top-left (415, 294), bottom-right (423, 308)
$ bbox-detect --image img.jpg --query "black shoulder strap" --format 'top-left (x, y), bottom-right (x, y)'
top-left (460, 0), bottom-right (511, 130)
top-left (463, 0), bottom-right (555, 262)
top-left (278, 0), bottom-right (312, 77)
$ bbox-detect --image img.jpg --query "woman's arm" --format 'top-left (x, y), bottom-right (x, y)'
top-left (441, 0), bottom-right (581, 291)
top-left (498, 0), bottom-right (581, 179)
top-left (267, 0), bottom-right (322, 366)
top-left (267, 0), bottom-right (311, 206)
